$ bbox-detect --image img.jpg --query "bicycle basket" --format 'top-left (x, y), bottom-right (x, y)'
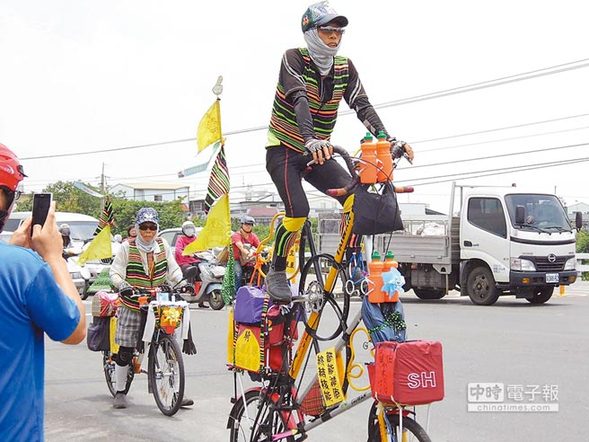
top-left (352, 182), bottom-right (403, 235)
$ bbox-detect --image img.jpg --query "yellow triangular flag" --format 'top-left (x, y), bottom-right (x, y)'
top-left (197, 100), bottom-right (222, 153)
top-left (77, 225), bottom-right (113, 266)
top-left (183, 193), bottom-right (230, 254)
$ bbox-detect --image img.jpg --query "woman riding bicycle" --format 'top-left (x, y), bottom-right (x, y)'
top-left (265, 1), bottom-right (414, 303)
top-left (109, 207), bottom-right (192, 409)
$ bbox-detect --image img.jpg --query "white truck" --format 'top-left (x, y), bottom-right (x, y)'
top-left (317, 183), bottom-right (582, 305)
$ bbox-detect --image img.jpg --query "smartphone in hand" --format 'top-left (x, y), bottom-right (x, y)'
top-left (31, 193), bottom-right (52, 236)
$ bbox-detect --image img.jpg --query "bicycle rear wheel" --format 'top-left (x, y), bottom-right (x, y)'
top-left (148, 334), bottom-right (185, 416)
top-left (103, 351), bottom-right (134, 397)
top-left (367, 402), bottom-right (431, 442)
top-left (228, 389), bottom-right (295, 442)
top-left (299, 254), bottom-right (350, 341)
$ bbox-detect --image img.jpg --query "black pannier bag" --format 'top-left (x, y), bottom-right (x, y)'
top-left (352, 182), bottom-right (404, 235)
top-left (87, 316), bottom-right (110, 352)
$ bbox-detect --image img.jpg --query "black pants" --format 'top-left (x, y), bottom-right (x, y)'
top-left (265, 146), bottom-right (351, 217)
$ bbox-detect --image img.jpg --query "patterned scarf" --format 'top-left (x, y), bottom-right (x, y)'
top-left (304, 28), bottom-right (341, 76)
top-left (134, 223), bottom-right (159, 253)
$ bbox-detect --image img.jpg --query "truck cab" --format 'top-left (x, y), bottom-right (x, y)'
top-left (459, 187), bottom-right (577, 305)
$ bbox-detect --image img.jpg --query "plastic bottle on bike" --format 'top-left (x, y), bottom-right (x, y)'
top-left (376, 130), bottom-right (393, 182)
top-left (359, 132), bottom-right (378, 184)
top-left (367, 251), bottom-right (385, 303)
top-left (383, 251), bottom-right (400, 302)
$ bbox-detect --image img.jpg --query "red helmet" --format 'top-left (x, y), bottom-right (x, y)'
top-left (0, 143), bottom-right (26, 192)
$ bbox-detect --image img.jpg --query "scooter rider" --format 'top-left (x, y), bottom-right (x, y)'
top-left (109, 207), bottom-right (193, 409)
top-left (59, 223), bottom-right (76, 260)
top-left (232, 215), bottom-right (260, 290)
top-left (175, 221), bottom-right (200, 277)
top-left (175, 220), bottom-right (206, 307)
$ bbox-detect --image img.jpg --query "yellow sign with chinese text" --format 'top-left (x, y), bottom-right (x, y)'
top-left (316, 347), bottom-right (345, 407)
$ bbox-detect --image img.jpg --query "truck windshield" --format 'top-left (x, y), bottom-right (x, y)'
top-left (505, 194), bottom-right (572, 232)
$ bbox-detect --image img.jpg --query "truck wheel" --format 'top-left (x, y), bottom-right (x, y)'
top-left (467, 266), bottom-right (499, 305)
top-left (525, 286), bottom-right (554, 304)
top-left (413, 288), bottom-right (445, 300)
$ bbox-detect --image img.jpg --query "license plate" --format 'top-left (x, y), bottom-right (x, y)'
top-left (546, 273), bottom-right (559, 283)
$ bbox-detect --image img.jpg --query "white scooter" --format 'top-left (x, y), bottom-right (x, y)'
top-left (181, 251), bottom-right (226, 310)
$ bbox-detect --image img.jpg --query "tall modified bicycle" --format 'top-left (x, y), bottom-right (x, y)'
top-left (227, 146), bottom-right (434, 441)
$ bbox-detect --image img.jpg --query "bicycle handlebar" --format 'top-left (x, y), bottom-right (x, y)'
top-left (307, 145), bottom-right (414, 197)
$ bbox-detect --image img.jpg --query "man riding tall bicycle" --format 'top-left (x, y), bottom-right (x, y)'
top-left (264, 1), bottom-right (414, 303)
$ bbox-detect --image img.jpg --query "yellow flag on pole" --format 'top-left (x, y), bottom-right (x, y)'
top-left (183, 193), bottom-right (231, 254)
top-left (197, 100), bottom-right (222, 153)
top-left (77, 225), bottom-right (113, 266)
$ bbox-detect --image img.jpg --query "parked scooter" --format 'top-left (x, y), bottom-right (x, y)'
top-left (181, 251), bottom-right (226, 310)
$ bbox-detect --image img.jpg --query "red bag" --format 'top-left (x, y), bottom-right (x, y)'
top-left (234, 305), bottom-right (298, 373)
top-left (368, 340), bottom-right (444, 405)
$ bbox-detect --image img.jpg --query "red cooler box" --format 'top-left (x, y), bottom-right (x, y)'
top-left (368, 340), bottom-right (444, 405)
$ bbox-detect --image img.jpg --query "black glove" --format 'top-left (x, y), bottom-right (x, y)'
top-left (391, 140), bottom-right (413, 162)
top-left (119, 286), bottom-right (134, 298)
top-left (158, 284), bottom-right (172, 293)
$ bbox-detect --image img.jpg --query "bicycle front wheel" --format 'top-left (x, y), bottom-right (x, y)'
top-left (148, 334), bottom-right (185, 416)
top-left (367, 402), bottom-right (431, 442)
top-left (228, 389), bottom-right (294, 442)
top-left (299, 254), bottom-right (350, 341)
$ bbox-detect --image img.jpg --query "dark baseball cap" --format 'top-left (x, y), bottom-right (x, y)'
top-left (301, 1), bottom-right (349, 32)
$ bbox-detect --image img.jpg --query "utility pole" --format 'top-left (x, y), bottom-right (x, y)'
top-left (100, 163), bottom-right (106, 194)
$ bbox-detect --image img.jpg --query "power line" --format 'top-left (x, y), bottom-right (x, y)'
top-left (418, 125), bottom-right (589, 153)
top-left (397, 156), bottom-right (589, 186)
top-left (19, 58), bottom-right (589, 161)
top-left (369, 57), bottom-right (589, 111)
top-left (412, 112), bottom-right (589, 144)
top-left (400, 141), bottom-right (588, 170)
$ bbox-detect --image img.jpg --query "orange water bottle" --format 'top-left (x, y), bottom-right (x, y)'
top-left (376, 131), bottom-right (393, 182)
top-left (360, 132), bottom-right (378, 184)
top-left (382, 251), bottom-right (398, 271)
top-left (383, 251), bottom-right (399, 302)
top-left (367, 251), bottom-right (385, 303)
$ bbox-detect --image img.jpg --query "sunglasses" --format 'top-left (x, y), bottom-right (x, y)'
top-left (139, 223), bottom-right (158, 231)
top-left (318, 26), bottom-right (345, 35)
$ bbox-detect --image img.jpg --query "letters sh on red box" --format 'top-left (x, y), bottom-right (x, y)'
top-left (369, 340), bottom-right (445, 405)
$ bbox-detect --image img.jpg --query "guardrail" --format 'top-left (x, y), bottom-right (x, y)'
top-left (577, 253), bottom-right (589, 275)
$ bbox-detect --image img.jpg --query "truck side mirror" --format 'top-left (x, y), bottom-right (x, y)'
top-left (515, 205), bottom-right (525, 224)
top-left (575, 211), bottom-right (583, 231)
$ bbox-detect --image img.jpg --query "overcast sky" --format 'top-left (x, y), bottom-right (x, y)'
top-left (1, 0), bottom-right (588, 213)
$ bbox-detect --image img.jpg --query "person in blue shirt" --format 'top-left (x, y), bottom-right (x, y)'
top-left (0, 143), bottom-right (86, 442)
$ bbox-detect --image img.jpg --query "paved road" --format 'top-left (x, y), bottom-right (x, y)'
top-left (44, 282), bottom-right (589, 441)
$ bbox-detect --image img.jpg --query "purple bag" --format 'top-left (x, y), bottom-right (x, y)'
top-left (234, 286), bottom-right (271, 324)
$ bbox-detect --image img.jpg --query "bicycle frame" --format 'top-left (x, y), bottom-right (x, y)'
top-left (289, 205), bottom-right (355, 379)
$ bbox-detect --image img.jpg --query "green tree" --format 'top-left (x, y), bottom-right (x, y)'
top-left (576, 229), bottom-right (589, 253)
top-left (110, 198), bottom-right (185, 235)
top-left (14, 181), bottom-right (102, 215)
top-left (45, 181), bottom-right (102, 217)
